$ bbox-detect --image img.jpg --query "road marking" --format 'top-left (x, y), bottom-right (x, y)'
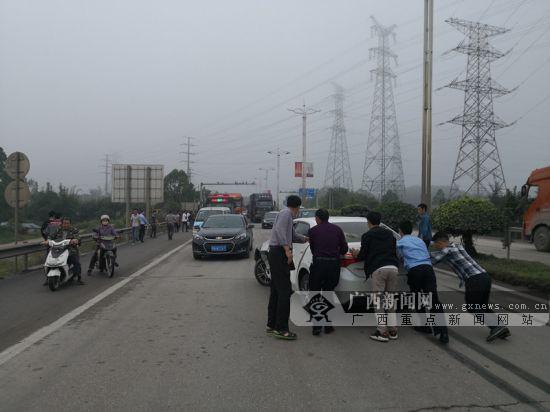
top-left (0, 239), bottom-right (192, 367)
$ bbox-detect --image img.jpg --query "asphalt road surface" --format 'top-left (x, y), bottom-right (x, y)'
top-left (0, 228), bottom-right (549, 411)
top-left (473, 236), bottom-right (550, 266)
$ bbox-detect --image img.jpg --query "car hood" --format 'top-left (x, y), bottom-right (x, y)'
top-left (199, 227), bottom-right (245, 237)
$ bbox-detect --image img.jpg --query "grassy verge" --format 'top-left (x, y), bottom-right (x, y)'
top-left (477, 253), bottom-right (550, 293)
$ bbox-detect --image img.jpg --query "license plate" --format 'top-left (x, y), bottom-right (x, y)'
top-left (211, 245), bottom-right (227, 252)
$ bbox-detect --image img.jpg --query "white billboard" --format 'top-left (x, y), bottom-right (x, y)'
top-left (111, 164), bottom-right (164, 203)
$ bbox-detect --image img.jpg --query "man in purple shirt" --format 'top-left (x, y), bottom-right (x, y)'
top-left (307, 209), bottom-right (348, 336)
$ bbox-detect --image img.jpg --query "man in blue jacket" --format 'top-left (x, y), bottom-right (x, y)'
top-left (397, 221), bottom-right (448, 344)
top-left (417, 203), bottom-right (432, 248)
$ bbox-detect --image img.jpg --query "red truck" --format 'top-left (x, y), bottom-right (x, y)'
top-left (521, 166), bottom-right (550, 251)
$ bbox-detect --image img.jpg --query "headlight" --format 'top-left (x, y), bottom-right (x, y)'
top-left (193, 233), bottom-right (204, 240)
top-left (236, 232), bottom-right (247, 241)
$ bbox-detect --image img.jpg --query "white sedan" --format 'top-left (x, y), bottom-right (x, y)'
top-left (290, 216), bottom-right (409, 294)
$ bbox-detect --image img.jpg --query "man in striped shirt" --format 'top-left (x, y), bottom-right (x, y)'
top-left (431, 232), bottom-right (511, 342)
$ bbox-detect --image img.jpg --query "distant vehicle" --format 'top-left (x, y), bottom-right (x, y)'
top-left (254, 217), bottom-right (408, 304)
top-left (521, 166), bottom-right (550, 251)
top-left (297, 208), bottom-right (317, 218)
top-left (192, 214), bottom-right (254, 259)
top-left (205, 193), bottom-right (244, 214)
top-left (193, 207), bottom-right (230, 233)
top-left (262, 211), bottom-right (279, 229)
top-left (249, 193), bottom-right (274, 222)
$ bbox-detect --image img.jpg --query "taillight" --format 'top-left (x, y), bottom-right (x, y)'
top-left (340, 252), bottom-right (359, 268)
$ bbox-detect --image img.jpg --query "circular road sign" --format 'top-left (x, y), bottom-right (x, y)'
top-left (5, 152), bottom-right (30, 180)
top-left (4, 180), bottom-right (31, 208)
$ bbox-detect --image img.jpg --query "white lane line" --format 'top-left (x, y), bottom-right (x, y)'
top-left (0, 240), bottom-right (192, 367)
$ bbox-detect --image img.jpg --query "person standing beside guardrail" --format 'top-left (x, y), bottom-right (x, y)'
top-left (150, 210), bottom-right (158, 238)
top-left (417, 203), bottom-right (432, 248)
top-left (130, 209), bottom-right (140, 244)
top-left (165, 211), bottom-right (176, 240)
top-left (138, 210), bottom-right (148, 243)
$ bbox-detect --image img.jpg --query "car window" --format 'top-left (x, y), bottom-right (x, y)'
top-left (294, 222), bottom-right (310, 236)
top-left (333, 222), bottom-right (369, 242)
top-left (203, 215), bottom-right (245, 228)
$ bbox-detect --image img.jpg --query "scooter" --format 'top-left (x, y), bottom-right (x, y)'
top-left (91, 233), bottom-right (117, 278)
top-left (44, 239), bottom-right (77, 291)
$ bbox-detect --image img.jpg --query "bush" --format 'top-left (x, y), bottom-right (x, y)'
top-left (432, 197), bottom-right (503, 256)
top-left (374, 201), bottom-right (417, 232)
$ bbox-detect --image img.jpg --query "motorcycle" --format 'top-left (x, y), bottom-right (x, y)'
top-left (253, 240), bottom-right (271, 287)
top-left (44, 239), bottom-right (77, 291)
top-left (92, 232), bottom-right (118, 278)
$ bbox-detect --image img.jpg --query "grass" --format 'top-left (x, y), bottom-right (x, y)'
top-left (477, 253), bottom-right (550, 293)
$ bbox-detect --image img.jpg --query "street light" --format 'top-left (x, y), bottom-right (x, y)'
top-left (267, 148), bottom-right (290, 209)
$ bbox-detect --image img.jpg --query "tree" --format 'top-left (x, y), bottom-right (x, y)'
top-left (0, 147), bottom-right (10, 221)
top-left (432, 197), bottom-right (503, 256)
top-left (340, 204), bottom-right (370, 217)
top-left (163, 169), bottom-right (198, 208)
top-left (432, 189), bottom-right (447, 206)
top-left (374, 201), bottom-right (417, 232)
top-left (381, 190), bottom-right (400, 203)
top-left (319, 188), bottom-right (379, 210)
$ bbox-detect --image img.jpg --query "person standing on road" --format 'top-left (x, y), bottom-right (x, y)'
top-left (397, 221), bottom-right (448, 344)
top-left (267, 195), bottom-right (308, 340)
top-left (175, 212), bottom-right (181, 233)
top-left (150, 210), bottom-right (158, 238)
top-left (130, 209), bottom-right (140, 244)
top-left (182, 210), bottom-right (189, 232)
top-left (307, 208), bottom-right (348, 336)
top-left (353, 211), bottom-right (399, 342)
top-left (165, 211), bottom-right (176, 240)
top-left (430, 232), bottom-right (511, 342)
top-left (417, 203), bottom-right (432, 248)
top-left (138, 210), bottom-right (148, 243)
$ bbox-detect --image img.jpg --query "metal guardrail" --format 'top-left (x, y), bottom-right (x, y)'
top-left (0, 223), bottom-right (167, 272)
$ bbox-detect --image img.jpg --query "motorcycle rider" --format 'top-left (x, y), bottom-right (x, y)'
top-left (58, 217), bottom-right (84, 285)
top-left (87, 215), bottom-right (119, 275)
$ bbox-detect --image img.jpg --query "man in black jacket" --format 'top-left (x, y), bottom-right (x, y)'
top-left (353, 211), bottom-right (399, 342)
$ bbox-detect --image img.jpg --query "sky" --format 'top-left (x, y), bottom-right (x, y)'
top-left (1, 0), bottom-right (549, 199)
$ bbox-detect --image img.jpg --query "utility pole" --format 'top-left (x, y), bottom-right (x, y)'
top-left (259, 167), bottom-right (274, 193)
top-left (444, 18), bottom-right (511, 198)
top-left (288, 103), bottom-right (320, 202)
top-left (102, 154), bottom-right (111, 196)
top-left (267, 148), bottom-right (290, 209)
top-left (180, 137), bottom-right (196, 182)
top-left (361, 17), bottom-right (405, 200)
top-left (421, 0), bottom-right (434, 209)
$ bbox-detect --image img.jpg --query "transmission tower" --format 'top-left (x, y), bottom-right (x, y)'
top-left (445, 18), bottom-right (512, 198)
top-left (324, 83), bottom-right (353, 191)
top-left (361, 17), bottom-right (405, 200)
top-left (180, 136), bottom-right (196, 182)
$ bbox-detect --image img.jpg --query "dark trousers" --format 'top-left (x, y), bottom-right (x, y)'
top-left (465, 272), bottom-right (496, 330)
top-left (407, 264), bottom-right (447, 334)
top-left (150, 224), bottom-right (157, 238)
top-left (309, 257), bottom-right (340, 292)
top-left (139, 225), bottom-right (146, 242)
top-left (267, 247), bottom-right (292, 332)
top-left (167, 223), bottom-right (174, 239)
top-left (68, 254), bottom-right (81, 279)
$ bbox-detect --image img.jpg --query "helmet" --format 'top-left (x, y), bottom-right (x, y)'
top-left (100, 214), bottom-right (110, 222)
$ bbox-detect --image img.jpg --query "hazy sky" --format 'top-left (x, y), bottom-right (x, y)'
top-left (1, 0), bottom-right (549, 197)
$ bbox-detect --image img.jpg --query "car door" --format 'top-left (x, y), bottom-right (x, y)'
top-left (292, 221), bottom-right (311, 267)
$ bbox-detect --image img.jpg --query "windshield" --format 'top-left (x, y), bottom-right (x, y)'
top-left (333, 222), bottom-right (369, 242)
top-left (196, 210), bottom-right (226, 221)
top-left (203, 215), bottom-right (244, 229)
top-left (265, 212), bottom-right (279, 219)
top-left (299, 209), bottom-right (316, 218)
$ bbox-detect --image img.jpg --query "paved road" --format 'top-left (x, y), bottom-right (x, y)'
top-left (0, 228), bottom-right (549, 411)
top-left (473, 236), bottom-right (550, 266)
